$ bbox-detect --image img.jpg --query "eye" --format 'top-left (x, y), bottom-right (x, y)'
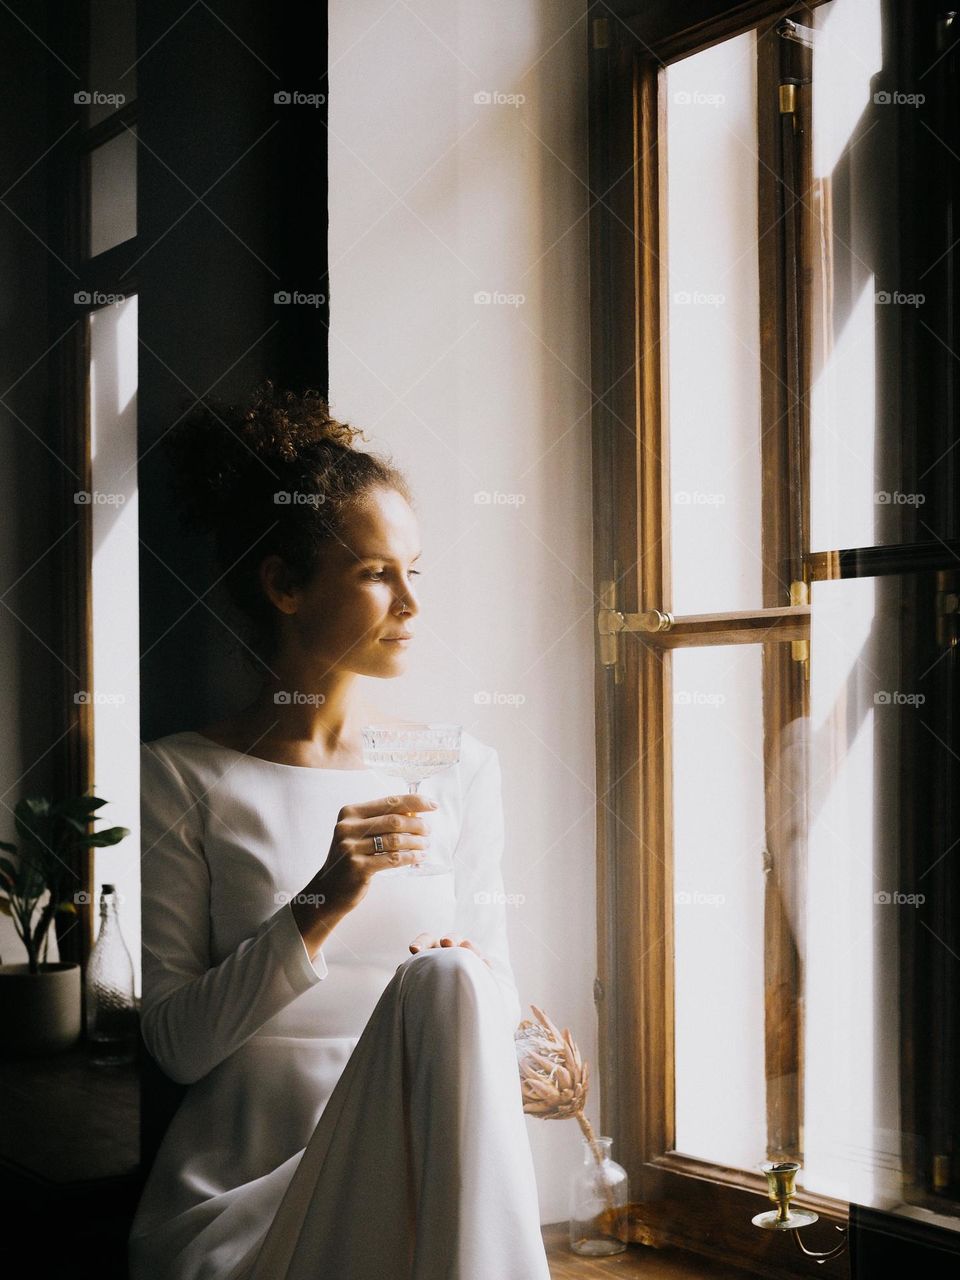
top-left (365, 569), bottom-right (421, 580)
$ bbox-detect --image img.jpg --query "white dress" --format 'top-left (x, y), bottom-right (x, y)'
top-left (127, 729), bottom-right (551, 1280)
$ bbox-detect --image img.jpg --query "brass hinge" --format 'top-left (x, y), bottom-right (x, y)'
top-left (790, 580), bottom-right (809, 668)
top-left (598, 578), bottom-right (674, 679)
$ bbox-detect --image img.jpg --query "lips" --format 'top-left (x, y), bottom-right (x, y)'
top-left (382, 634), bottom-right (414, 641)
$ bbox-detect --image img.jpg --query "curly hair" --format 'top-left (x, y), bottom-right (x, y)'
top-left (163, 380), bottom-right (414, 671)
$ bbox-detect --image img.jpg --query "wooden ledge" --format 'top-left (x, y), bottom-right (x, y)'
top-left (543, 1224), bottom-right (760, 1279)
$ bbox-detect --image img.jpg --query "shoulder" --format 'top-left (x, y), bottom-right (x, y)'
top-left (140, 733), bottom-right (212, 801)
top-left (458, 730), bottom-right (500, 794)
top-left (142, 731), bottom-right (198, 764)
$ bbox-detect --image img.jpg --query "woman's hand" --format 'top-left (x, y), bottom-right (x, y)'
top-left (291, 794), bottom-right (435, 954)
top-left (409, 932), bottom-right (492, 967)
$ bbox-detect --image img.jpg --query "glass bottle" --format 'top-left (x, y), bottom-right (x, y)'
top-left (569, 1134), bottom-right (629, 1256)
top-left (85, 883), bottom-right (138, 1066)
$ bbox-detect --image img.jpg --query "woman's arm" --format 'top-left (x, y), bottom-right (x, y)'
top-left (451, 743), bottom-right (523, 1032)
top-left (139, 743), bottom-right (331, 1085)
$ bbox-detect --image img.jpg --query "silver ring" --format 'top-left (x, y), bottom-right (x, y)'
top-left (373, 834), bottom-right (385, 855)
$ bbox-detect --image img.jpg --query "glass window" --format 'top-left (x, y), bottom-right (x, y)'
top-left (88, 126), bottom-right (137, 258)
top-left (88, 293), bottom-right (141, 997)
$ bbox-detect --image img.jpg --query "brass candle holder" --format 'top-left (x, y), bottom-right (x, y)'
top-left (753, 1161), bottom-right (819, 1230)
top-left (752, 1161), bottom-right (847, 1263)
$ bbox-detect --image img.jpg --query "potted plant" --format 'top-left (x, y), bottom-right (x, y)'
top-left (0, 793), bottom-right (129, 1055)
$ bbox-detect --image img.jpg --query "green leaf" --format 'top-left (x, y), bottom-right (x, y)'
top-left (19, 797), bottom-right (51, 818)
top-left (19, 862), bottom-right (45, 898)
top-left (56, 900), bottom-right (78, 915)
top-left (14, 798), bottom-right (51, 850)
top-left (75, 826), bottom-right (130, 848)
top-left (58, 814), bottom-right (92, 834)
top-left (0, 897), bottom-right (11, 916)
top-left (57, 795), bottom-right (109, 820)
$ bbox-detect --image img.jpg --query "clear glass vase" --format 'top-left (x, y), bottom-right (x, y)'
top-left (84, 884), bottom-right (138, 1066)
top-left (568, 1134), bottom-right (629, 1256)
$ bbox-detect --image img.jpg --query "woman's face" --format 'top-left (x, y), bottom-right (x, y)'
top-left (271, 485), bottom-right (422, 678)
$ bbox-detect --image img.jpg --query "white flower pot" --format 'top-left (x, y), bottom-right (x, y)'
top-left (0, 961), bottom-right (82, 1055)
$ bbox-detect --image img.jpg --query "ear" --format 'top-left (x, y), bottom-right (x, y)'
top-left (259, 554), bottom-right (301, 615)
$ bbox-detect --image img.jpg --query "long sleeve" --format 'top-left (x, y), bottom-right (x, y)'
top-left (139, 743), bottom-right (329, 1086)
top-left (452, 744), bottom-right (523, 1032)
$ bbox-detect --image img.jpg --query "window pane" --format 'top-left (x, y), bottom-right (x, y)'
top-left (86, 0), bottom-right (137, 127)
top-left (808, 0), bottom-right (910, 550)
top-left (88, 126), bottom-right (137, 258)
top-left (672, 643), bottom-right (767, 1169)
top-left (803, 572), bottom-right (904, 1206)
top-left (663, 32), bottom-right (763, 615)
top-left (88, 294), bottom-right (141, 998)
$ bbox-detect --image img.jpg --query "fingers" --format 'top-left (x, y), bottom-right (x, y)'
top-left (370, 846), bottom-right (425, 871)
top-left (407, 934), bottom-right (491, 966)
top-left (408, 933), bottom-right (453, 952)
top-left (340, 794), bottom-right (439, 820)
top-left (335, 799), bottom-right (435, 869)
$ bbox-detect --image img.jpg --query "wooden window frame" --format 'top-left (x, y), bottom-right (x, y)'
top-left (53, 0), bottom-right (140, 970)
top-left (588, 3), bottom-right (847, 1276)
top-left (592, 0), bottom-right (960, 1268)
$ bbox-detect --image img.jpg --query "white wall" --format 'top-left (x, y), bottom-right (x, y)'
top-left (329, 0), bottom-right (594, 1223)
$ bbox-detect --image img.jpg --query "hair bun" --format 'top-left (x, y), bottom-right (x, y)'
top-left (164, 380), bottom-right (364, 533)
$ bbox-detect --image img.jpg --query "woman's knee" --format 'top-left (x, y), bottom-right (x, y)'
top-left (400, 943), bottom-right (491, 997)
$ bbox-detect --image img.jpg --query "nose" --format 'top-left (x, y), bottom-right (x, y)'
top-left (396, 579), bottom-right (420, 618)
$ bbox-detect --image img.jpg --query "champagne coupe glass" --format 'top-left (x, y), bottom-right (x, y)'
top-left (360, 722), bottom-right (462, 876)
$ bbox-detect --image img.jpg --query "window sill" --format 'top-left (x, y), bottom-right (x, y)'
top-left (542, 1224), bottom-right (761, 1278)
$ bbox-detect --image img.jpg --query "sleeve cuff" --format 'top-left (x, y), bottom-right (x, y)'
top-left (270, 900), bottom-right (329, 991)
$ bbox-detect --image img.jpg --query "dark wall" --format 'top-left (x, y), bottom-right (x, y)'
top-left (137, 1), bottom-right (329, 743)
top-left (0, 1), bottom-right (63, 811)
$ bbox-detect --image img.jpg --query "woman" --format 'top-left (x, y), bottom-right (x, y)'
top-left (127, 385), bottom-right (551, 1280)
